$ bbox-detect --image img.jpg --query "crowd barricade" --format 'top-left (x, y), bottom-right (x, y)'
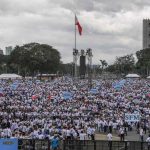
top-left (63, 140), bottom-right (150, 150)
top-left (18, 139), bottom-right (50, 150)
top-left (0, 139), bottom-right (150, 150)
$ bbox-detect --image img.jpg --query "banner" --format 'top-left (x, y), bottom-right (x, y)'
top-left (63, 91), bottom-right (72, 100)
top-left (119, 79), bottom-right (126, 85)
top-left (112, 79), bottom-right (126, 90)
top-left (0, 139), bottom-right (18, 150)
top-left (125, 113), bottom-right (140, 122)
top-left (36, 80), bottom-right (40, 83)
top-left (90, 88), bottom-right (98, 94)
top-left (0, 88), bottom-right (4, 97)
top-left (28, 81), bottom-right (32, 85)
top-left (11, 81), bottom-right (19, 90)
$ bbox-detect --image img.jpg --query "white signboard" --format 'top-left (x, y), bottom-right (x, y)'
top-left (125, 113), bottom-right (140, 122)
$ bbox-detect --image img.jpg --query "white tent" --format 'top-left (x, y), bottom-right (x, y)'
top-left (125, 74), bottom-right (140, 78)
top-left (0, 74), bottom-right (22, 79)
top-left (147, 76), bottom-right (150, 79)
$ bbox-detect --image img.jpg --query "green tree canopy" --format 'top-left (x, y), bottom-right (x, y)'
top-left (9, 43), bottom-right (61, 76)
top-left (99, 60), bottom-right (108, 70)
top-left (136, 48), bottom-right (150, 76)
top-left (114, 54), bottom-right (135, 74)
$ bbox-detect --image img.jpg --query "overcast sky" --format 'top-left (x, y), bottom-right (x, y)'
top-left (0, 0), bottom-right (150, 64)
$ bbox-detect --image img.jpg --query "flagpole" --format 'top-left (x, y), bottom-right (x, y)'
top-left (75, 14), bottom-right (76, 51)
top-left (74, 14), bottom-right (77, 79)
top-left (73, 13), bottom-right (82, 79)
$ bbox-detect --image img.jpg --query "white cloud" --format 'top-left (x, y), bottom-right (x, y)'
top-left (0, 0), bottom-right (149, 64)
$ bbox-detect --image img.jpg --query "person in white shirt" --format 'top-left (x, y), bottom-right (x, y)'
top-left (107, 132), bottom-right (112, 150)
top-left (38, 132), bottom-right (44, 139)
top-left (139, 127), bottom-right (144, 142)
top-left (146, 134), bottom-right (150, 150)
top-left (3, 128), bottom-right (12, 138)
top-left (66, 128), bottom-right (71, 140)
top-left (32, 129), bottom-right (39, 139)
top-left (107, 132), bottom-right (112, 141)
top-left (119, 127), bottom-right (124, 141)
top-left (79, 131), bottom-right (86, 140)
top-left (87, 126), bottom-right (92, 139)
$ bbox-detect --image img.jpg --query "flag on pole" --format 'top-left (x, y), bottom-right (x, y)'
top-left (75, 15), bottom-right (82, 35)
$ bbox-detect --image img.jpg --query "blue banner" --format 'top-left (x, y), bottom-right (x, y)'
top-left (63, 91), bottom-right (72, 100)
top-left (90, 88), bottom-right (98, 94)
top-left (125, 113), bottom-right (140, 122)
top-left (36, 80), bottom-right (41, 83)
top-left (0, 139), bottom-right (18, 150)
top-left (28, 81), bottom-right (32, 85)
top-left (0, 88), bottom-right (3, 93)
top-left (118, 79), bottom-right (126, 86)
top-left (10, 81), bottom-right (19, 90)
top-left (113, 84), bottom-right (122, 90)
top-left (112, 79), bottom-right (126, 90)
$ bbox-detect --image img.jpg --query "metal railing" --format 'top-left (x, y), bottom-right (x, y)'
top-left (63, 140), bottom-right (150, 150)
top-left (17, 139), bottom-right (150, 150)
top-left (18, 139), bottom-right (50, 150)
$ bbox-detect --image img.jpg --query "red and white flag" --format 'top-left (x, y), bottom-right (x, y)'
top-left (75, 15), bottom-right (82, 35)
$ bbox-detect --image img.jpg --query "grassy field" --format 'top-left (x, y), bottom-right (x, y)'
top-left (95, 133), bottom-right (120, 141)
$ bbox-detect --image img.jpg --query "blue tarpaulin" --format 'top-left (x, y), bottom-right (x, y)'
top-left (90, 88), bottom-right (98, 94)
top-left (0, 88), bottom-right (3, 96)
top-left (63, 91), bottom-right (72, 100)
top-left (0, 138), bottom-right (18, 150)
top-left (112, 79), bottom-right (126, 90)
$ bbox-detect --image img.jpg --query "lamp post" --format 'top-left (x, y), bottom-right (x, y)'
top-left (80, 49), bottom-right (86, 79)
top-left (73, 49), bottom-right (79, 79)
top-left (86, 48), bottom-right (93, 89)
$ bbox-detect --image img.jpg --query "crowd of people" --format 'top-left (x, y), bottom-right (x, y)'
top-left (0, 77), bottom-right (150, 144)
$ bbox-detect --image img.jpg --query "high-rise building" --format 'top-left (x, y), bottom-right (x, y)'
top-left (5, 46), bottom-right (13, 55)
top-left (143, 19), bottom-right (150, 49)
top-left (0, 49), bottom-right (3, 55)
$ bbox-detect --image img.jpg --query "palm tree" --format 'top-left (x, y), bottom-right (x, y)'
top-left (99, 59), bottom-right (108, 71)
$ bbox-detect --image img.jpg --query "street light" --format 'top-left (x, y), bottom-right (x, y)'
top-left (86, 48), bottom-right (93, 89)
top-left (73, 49), bottom-right (79, 79)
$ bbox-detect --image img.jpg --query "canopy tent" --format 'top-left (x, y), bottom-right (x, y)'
top-left (147, 76), bottom-right (150, 79)
top-left (125, 74), bottom-right (140, 78)
top-left (0, 74), bottom-right (22, 79)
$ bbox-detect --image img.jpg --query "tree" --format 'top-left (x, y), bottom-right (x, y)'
top-left (99, 59), bottom-right (108, 74)
top-left (0, 54), bottom-right (10, 73)
top-left (99, 60), bottom-right (108, 70)
top-left (59, 63), bottom-right (74, 76)
top-left (106, 64), bottom-right (117, 73)
top-left (136, 48), bottom-right (150, 76)
top-left (114, 54), bottom-right (135, 74)
top-left (9, 43), bottom-right (61, 76)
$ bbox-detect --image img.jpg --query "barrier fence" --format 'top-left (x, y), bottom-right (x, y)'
top-left (1, 139), bottom-right (150, 150)
top-left (63, 140), bottom-right (150, 150)
top-left (18, 139), bottom-right (50, 150)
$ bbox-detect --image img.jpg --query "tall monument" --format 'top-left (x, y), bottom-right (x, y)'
top-left (143, 19), bottom-right (150, 49)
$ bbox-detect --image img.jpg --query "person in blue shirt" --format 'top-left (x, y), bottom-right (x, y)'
top-left (51, 135), bottom-right (59, 150)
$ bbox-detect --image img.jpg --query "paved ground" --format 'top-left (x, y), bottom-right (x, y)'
top-left (96, 128), bottom-right (149, 141)
top-left (125, 128), bottom-right (149, 141)
top-left (95, 133), bottom-right (120, 141)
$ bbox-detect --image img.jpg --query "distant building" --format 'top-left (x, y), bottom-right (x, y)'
top-left (0, 49), bottom-right (3, 55)
top-left (143, 19), bottom-right (150, 49)
top-left (5, 46), bottom-right (13, 55)
top-left (36, 74), bottom-right (59, 80)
